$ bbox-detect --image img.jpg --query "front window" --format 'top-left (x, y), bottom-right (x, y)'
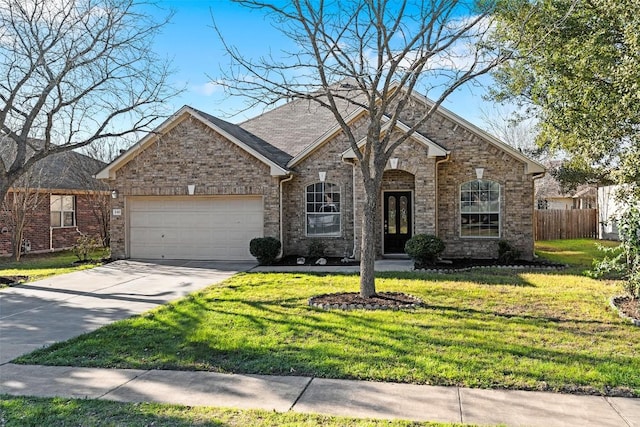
top-left (50, 195), bottom-right (76, 227)
top-left (306, 182), bottom-right (341, 236)
top-left (460, 180), bottom-right (500, 237)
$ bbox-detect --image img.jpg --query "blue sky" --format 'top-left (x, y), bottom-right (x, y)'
top-left (147, 0), bottom-right (497, 128)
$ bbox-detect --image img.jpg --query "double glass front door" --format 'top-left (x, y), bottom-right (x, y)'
top-left (383, 191), bottom-right (412, 253)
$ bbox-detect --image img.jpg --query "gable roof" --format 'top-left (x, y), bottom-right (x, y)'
top-left (341, 116), bottom-right (449, 160)
top-left (97, 105), bottom-right (291, 179)
top-left (394, 84), bottom-right (546, 175)
top-left (0, 137), bottom-right (107, 191)
top-left (191, 107), bottom-right (292, 169)
top-left (242, 81), bottom-right (543, 174)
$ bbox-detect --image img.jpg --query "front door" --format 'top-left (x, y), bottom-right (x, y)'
top-left (383, 191), bottom-right (412, 254)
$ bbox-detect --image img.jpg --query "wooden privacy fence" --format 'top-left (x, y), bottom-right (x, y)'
top-left (534, 209), bottom-right (598, 241)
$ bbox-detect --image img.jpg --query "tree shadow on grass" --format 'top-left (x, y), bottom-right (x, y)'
top-left (18, 285), bottom-right (640, 397)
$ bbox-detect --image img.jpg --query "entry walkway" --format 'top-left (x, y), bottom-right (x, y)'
top-left (1, 363), bottom-right (638, 426)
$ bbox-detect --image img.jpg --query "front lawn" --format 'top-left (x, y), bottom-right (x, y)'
top-left (0, 395), bottom-right (469, 427)
top-left (0, 249), bottom-right (106, 285)
top-left (17, 240), bottom-right (640, 396)
top-left (535, 238), bottom-right (620, 268)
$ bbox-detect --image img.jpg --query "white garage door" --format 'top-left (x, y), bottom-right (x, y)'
top-left (128, 196), bottom-right (263, 260)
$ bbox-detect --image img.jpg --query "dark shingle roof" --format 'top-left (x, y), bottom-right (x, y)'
top-left (1, 137), bottom-right (107, 191)
top-left (240, 88), bottom-right (363, 158)
top-left (191, 107), bottom-right (293, 169)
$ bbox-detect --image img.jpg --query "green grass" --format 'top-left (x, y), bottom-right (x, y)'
top-left (0, 395), bottom-right (475, 427)
top-left (17, 240), bottom-right (640, 397)
top-left (535, 238), bottom-right (620, 268)
top-left (0, 249), bottom-right (106, 284)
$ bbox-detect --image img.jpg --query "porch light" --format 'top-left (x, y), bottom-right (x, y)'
top-left (475, 168), bottom-right (484, 180)
top-left (318, 171), bottom-right (326, 182)
top-left (111, 190), bottom-right (118, 199)
top-left (390, 158), bottom-right (399, 169)
top-left (187, 184), bottom-right (196, 195)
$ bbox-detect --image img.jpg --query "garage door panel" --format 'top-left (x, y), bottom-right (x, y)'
top-left (128, 197), bottom-right (263, 260)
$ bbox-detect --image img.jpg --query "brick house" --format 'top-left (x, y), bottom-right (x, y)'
top-left (98, 87), bottom-right (545, 261)
top-left (0, 151), bottom-right (109, 256)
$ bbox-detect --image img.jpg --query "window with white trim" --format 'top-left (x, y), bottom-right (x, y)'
top-left (306, 182), bottom-right (341, 236)
top-left (50, 195), bottom-right (76, 228)
top-left (460, 180), bottom-right (500, 237)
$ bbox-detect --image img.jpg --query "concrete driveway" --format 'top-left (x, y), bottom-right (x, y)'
top-left (0, 259), bottom-right (255, 365)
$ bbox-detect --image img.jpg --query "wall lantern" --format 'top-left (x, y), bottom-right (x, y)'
top-left (475, 168), bottom-right (484, 180)
top-left (111, 190), bottom-right (118, 199)
top-left (187, 184), bottom-right (196, 195)
top-left (390, 158), bottom-right (399, 169)
top-left (318, 171), bottom-right (327, 182)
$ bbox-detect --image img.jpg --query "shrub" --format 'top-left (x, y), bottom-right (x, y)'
top-left (73, 234), bottom-right (101, 262)
top-left (590, 204), bottom-right (640, 299)
top-left (404, 234), bottom-right (445, 269)
top-left (249, 237), bottom-right (281, 265)
top-left (307, 239), bottom-right (326, 258)
top-left (497, 240), bottom-right (521, 264)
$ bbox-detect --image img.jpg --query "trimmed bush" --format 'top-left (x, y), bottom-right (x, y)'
top-left (497, 240), bottom-right (521, 264)
top-left (405, 234), bottom-right (445, 269)
top-left (249, 237), bottom-right (281, 265)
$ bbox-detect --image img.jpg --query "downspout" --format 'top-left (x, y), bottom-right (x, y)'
top-left (434, 154), bottom-right (451, 236)
top-left (531, 172), bottom-right (546, 242)
top-left (278, 173), bottom-right (294, 259)
top-left (342, 158), bottom-right (357, 259)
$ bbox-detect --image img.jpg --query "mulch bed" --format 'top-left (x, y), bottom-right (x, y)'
top-left (0, 276), bottom-right (28, 286)
top-left (274, 255), bottom-right (360, 266)
top-left (309, 292), bottom-right (423, 310)
top-left (611, 296), bottom-right (640, 326)
top-left (274, 255), bottom-right (564, 270)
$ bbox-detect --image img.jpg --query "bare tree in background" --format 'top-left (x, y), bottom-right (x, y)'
top-left (214, 0), bottom-right (562, 297)
top-left (479, 105), bottom-right (543, 159)
top-left (0, 0), bottom-right (178, 201)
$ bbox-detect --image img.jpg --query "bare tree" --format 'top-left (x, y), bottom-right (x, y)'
top-left (1, 165), bottom-right (45, 261)
top-left (64, 152), bottom-right (111, 247)
top-left (214, 0), bottom-right (561, 297)
top-left (0, 0), bottom-right (178, 201)
top-left (479, 105), bottom-right (544, 159)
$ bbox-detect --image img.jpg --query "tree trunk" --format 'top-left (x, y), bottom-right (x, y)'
top-left (359, 186), bottom-right (379, 298)
top-left (11, 225), bottom-right (23, 262)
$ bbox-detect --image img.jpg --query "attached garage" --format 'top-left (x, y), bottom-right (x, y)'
top-left (128, 196), bottom-right (264, 260)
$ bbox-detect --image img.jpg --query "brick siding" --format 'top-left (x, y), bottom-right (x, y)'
top-left (107, 117), bottom-right (280, 259)
top-left (0, 191), bottom-right (107, 256)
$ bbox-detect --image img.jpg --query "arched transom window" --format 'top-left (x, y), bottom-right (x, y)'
top-left (460, 179), bottom-right (500, 237)
top-left (306, 182), bottom-right (341, 236)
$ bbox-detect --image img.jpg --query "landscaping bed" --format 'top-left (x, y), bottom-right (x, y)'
top-left (0, 275), bottom-right (28, 286)
top-left (309, 291), bottom-right (423, 310)
top-left (611, 296), bottom-right (640, 325)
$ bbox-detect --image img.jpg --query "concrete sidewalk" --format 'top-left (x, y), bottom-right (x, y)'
top-left (1, 363), bottom-right (637, 426)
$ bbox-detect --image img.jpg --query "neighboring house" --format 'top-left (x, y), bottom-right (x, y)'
top-left (0, 150), bottom-right (109, 256)
top-left (97, 85), bottom-right (545, 261)
top-left (534, 163), bottom-right (596, 210)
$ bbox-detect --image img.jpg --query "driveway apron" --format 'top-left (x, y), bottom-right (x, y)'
top-left (0, 260), bottom-right (254, 364)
